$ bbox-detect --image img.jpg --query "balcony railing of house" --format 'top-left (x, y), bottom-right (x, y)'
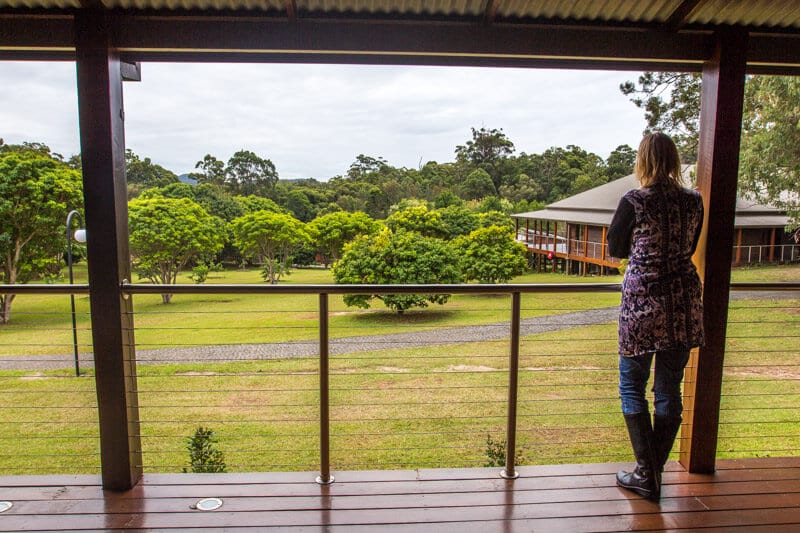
top-left (734, 244), bottom-right (800, 265)
top-left (518, 229), bottom-right (800, 267)
top-left (0, 282), bottom-right (797, 483)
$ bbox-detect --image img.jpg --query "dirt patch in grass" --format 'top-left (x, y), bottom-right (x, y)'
top-left (727, 368), bottom-right (800, 379)
top-left (442, 365), bottom-right (497, 372)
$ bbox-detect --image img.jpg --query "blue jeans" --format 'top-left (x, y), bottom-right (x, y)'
top-left (619, 349), bottom-right (691, 417)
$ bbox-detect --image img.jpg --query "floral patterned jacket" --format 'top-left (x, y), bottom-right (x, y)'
top-left (607, 183), bottom-right (705, 356)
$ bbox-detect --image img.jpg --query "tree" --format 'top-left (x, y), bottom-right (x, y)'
top-left (461, 168), bottom-right (496, 200)
top-left (621, 73), bottom-right (800, 225)
top-left (128, 197), bottom-right (224, 303)
top-left (0, 146), bottom-right (83, 323)
top-left (455, 127), bottom-right (515, 168)
top-left (141, 182), bottom-right (244, 222)
top-left (234, 195), bottom-right (286, 215)
top-left (455, 127), bottom-right (516, 190)
top-left (307, 211), bottom-right (380, 268)
top-left (454, 225), bottom-right (528, 284)
top-left (332, 228), bottom-right (463, 313)
top-left (225, 150), bottom-right (278, 196)
top-left (620, 72), bottom-right (701, 162)
top-left (436, 204), bottom-right (479, 238)
top-left (285, 189), bottom-right (315, 222)
top-left (385, 204), bottom-right (446, 238)
top-left (125, 149), bottom-right (179, 189)
top-left (191, 154), bottom-right (226, 186)
top-left (478, 210), bottom-right (515, 232)
top-left (606, 145), bottom-right (637, 179)
top-left (230, 211), bottom-right (309, 284)
top-left (739, 76), bottom-right (800, 226)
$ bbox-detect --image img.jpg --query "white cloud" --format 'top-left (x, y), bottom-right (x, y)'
top-left (1, 61), bottom-right (645, 180)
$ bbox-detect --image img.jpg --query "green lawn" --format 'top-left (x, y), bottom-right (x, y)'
top-left (0, 263), bottom-right (797, 474)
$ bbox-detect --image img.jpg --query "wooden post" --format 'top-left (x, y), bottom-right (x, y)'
top-left (735, 228), bottom-right (742, 264)
top-left (75, 10), bottom-right (142, 491)
top-left (680, 27), bottom-right (748, 474)
top-left (769, 228), bottom-right (776, 262)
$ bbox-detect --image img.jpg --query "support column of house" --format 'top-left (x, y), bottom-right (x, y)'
top-left (680, 27), bottom-right (748, 474)
top-left (75, 10), bottom-right (143, 490)
top-left (735, 228), bottom-right (743, 264)
top-left (769, 228), bottom-right (776, 262)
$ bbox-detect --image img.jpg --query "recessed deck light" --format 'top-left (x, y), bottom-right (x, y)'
top-left (192, 498), bottom-right (223, 511)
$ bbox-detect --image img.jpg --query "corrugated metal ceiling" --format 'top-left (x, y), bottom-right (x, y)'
top-left (3, 0), bottom-right (800, 30)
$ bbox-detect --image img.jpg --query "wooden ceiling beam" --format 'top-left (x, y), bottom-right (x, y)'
top-left (2, 12), bottom-right (799, 74)
top-left (284, 0), bottom-right (297, 23)
top-left (666, 0), bottom-right (707, 31)
top-left (483, 0), bottom-right (499, 26)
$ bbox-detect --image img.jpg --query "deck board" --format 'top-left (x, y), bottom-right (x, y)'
top-left (0, 458), bottom-right (798, 531)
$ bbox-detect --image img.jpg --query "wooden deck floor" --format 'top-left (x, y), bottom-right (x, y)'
top-left (1, 457), bottom-right (799, 532)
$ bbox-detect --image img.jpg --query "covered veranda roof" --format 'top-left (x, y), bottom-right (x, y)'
top-left (2, 0), bottom-right (800, 74)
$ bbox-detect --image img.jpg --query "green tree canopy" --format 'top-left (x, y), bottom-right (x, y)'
top-left (234, 195), bottom-right (287, 215)
top-left (436, 204), bottom-right (479, 238)
top-left (454, 225), bottom-right (528, 283)
top-left (307, 211), bottom-right (380, 268)
top-left (385, 204), bottom-right (446, 238)
top-left (129, 197), bottom-right (225, 303)
top-left (0, 146), bottom-right (83, 323)
top-left (620, 72), bottom-right (701, 162)
top-left (230, 211), bottom-right (309, 284)
top-left (621, 73), bottom-right (800, 226)
top-left (461, 168), bottom-right (497, 200)
top-left (225, 150), bottom-right (279, 196)
top-left (606, 145), bottom-right (637, 180)
top-left (739, 76), bottom-right (800, 226)
top-left (141, 182), bottom-right (244, 222)
top-left (125, 149), bottom-right (180, 190)
top-left (332, 228), bottom-right (463, 313)
top-left (191, 154), bottom-right (226, 186)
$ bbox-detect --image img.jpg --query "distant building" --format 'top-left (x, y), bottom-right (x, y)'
top-left (511, 171), bottom-right (798, 274)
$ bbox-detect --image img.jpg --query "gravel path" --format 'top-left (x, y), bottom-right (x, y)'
top-left (0, 307), bottom-right (618, 371)
top-left (1, 290), bottom-right (794, 371)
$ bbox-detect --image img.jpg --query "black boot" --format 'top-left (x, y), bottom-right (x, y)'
top-left (653, 415), bottom-right (683, 482)
top-left (617, 413), bottom-right (660, 501)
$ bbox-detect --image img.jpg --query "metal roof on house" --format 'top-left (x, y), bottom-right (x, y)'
top-left (511, 170), bottom-right (791, 229)
top-left (3, 0), bottom-right (800, 29)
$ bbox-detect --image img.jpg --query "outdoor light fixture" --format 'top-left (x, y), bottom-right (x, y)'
top-left (66, 210), bottom-right (86, 377)
top-left (192, 498), bottom-right (223, 511)
top-left (0, 502), bottom-right (12, 513)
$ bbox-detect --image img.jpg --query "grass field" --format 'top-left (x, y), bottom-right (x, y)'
top-left (0, 264), bottom-right (797, 475)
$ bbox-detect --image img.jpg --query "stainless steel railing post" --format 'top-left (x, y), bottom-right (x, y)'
top-left (316, 293), bottom-right (334, 485)
top-left (501, 291), bottom-right (521, 480)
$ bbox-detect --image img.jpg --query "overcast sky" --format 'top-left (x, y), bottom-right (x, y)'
top-left (1, 61), bottom-right (647, 181)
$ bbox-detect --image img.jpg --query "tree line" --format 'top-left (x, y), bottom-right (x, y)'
top-left (3, 73), bottom-right (798, 322)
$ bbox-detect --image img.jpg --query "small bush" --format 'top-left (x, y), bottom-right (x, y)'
top-left (183, 427), bottom-right (226, 473)
top-left (484, 434), bottom-right (526, 467)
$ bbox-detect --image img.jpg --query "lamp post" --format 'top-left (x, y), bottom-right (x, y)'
top-left (66, 210), bottom-right (86, 377)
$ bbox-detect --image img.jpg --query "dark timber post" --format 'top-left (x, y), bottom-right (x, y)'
top-left (680, 27), bottom-right (748, 474)
top-left (75, 10), bottom-right (142, 490)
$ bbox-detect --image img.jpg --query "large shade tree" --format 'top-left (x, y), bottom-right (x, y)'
top-left (0, 144), bottom-right (83, 323)
top-left (332, 228), bottom-right (463, 313)
top-left (230, 211), bottom-right (309, 284)
top-left (129, 197), bottom-right (225, 303)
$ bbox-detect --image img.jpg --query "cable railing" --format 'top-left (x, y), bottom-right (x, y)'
top-left (0, 281), bottom-right (797, 479)
top-left (0, 284), bottom-right (99, 475)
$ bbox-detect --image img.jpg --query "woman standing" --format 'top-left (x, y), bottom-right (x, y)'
top-left (607, 132), bottom-right (705, 502)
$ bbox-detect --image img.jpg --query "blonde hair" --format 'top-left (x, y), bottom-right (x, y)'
top-left (635, 132), bottom-right (683, 188)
